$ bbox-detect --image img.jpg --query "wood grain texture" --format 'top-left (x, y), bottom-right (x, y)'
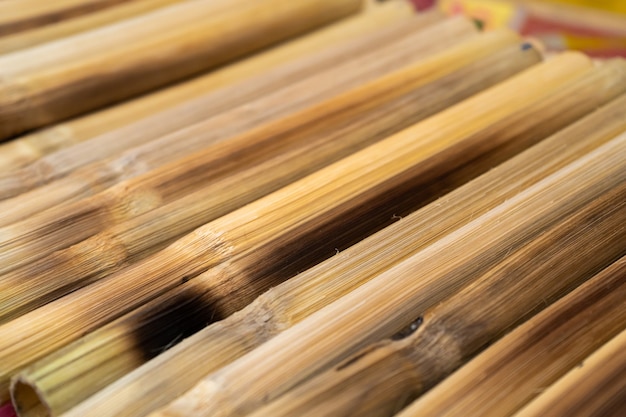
top-left (0, 30), bottom-right (536, 324)
top-left (0, 0), bottom-right (362, 139)
top-left (0, 0), bottom-right (132, 36)
top-left (514, 325), bottom-right (626, 417)
top-left (45, 93), bottom-right (626, 417)
top-left (253, 163), bottom-right (626, 417)
top-left (400, 256), bottom-right (626, 417)
top-left (0, 52), bottom-right (589, 403)
top-left (156, 135), bottom-right (626, 417)
top-left (0, 0), bottom-right (184, 54)
top-left (0, 0), bottom-right (417, 171)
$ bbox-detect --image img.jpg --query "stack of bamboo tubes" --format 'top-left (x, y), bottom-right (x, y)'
top-left (0, 1), bottom-right (623, 416)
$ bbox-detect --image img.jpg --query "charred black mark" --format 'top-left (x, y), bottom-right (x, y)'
top-left (133, 290), bottom-right (225, 361)
top-left (521, 42), bottom-right (534, 51)
top-left (392, 317), bottom-right (424, 340)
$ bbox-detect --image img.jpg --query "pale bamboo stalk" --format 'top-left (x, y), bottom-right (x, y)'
top-left (35, 94), bottom-right (626, 417)
top-left (0, 0), bottom-right (417, 170)
top-left (0, 11), bottom-right (449, 215)
top-left (0, 0), bottom-right (363, 140)
top-left (400, 256), bottom-right (626, 417)
top-left (0, 52), bottom-right (595, 402)
top-left (513, 327), bottom-right (626, 417)
top-left (0, 0), bottom-right (185, 54)
top-left (0, 0), bottom-right (132, 36)
top-left (0, 31), bottom-right (540, 323)
top-left (252, 179), bottom-right (626, 417)
top-left (153, 135), bottom-right (626, 417)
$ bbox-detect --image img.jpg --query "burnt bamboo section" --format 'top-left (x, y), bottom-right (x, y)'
top-left (0, 4), bottom-right (623, 417)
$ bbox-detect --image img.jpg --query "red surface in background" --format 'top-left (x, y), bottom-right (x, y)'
top-left (410, 0), bottom-right (437, 11)
top-left (0, 403), bottom-right (16, 417)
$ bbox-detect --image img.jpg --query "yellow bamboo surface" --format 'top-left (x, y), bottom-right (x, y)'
top-left (0, 30), bottom-right (538, 324)
top-left (250, 163), bottom-right (625, 417)
top-left (400, 256), bottom-right (626, 417)
top-left (0, 0), bottom-right (416, 171)
top-left (0, 0), bottom-right (133, 36)
top-left (0, 52), bottom-right (595, 403)
top-left (514, 326), bottom-right (626, 417)
top-left (152, 134), bottom-right (626, 417)
top-left (41, 94), bottom-right (626, 417)
top-left (0, 0), bottom-right (185, 54)
top-left (0, 0), bottom-right (362, 140)
top-left (0, 11), bottom-right (453, 222)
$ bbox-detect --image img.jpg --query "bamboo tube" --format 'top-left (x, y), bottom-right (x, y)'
top-left (514, 326), bottom-right (626, 417)
top-left (153, 135), bottom-right (626, 417)
top-left (0, 0), bottom-right (363, 140)
top-left (0, 52), bottom-right (596, 402)
top-left (0, 0), bottom-right (132, 37)
top-left (253, 183), bottom-right (626, 417)
top-left (0, 0), bottom-right (185, 54)
top-left (399, 256), bottom-right (626, 417)
top-left (0, 30), bottom-right (540, 323)
top-left (32, 94), bottom-right (626, 417)
top-left (0, 12), bottom-right (458, 225)
top-left (0, 0), bottom-right (417, 171)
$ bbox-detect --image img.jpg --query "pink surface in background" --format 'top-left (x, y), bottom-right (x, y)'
top-left (0, 403), bottom-right (16, 417)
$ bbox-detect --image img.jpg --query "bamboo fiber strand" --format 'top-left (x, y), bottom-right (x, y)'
top-left (0, 0), bottom-right (185, 54)
top-left (0, 30), bottom-right (538, 323)
top-left (0, 1), bottom-right (417, 171)
top-left (0, 0), bottom-right (362, 140)
top-left (399, 256), bottom-right (626, 417)
top-left (0, 11), bottom-right (454, 222)
top-left (44, 94), bottom-right (626, 417)
top-left (513, 325), bottom-right (626, 417)
top-left (0, 52), bottom-right (591, 402)
top-left (251, 171), bottom-right (626, 417)
top-left (152, 134), bottom-right (626, 417)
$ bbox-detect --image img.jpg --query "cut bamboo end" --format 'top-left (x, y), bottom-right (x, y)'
top-left (10, 376), bottom-right (50, 417)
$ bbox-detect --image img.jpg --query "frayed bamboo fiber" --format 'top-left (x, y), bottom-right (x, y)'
top-left (0, 0), bottom-right (132, 37)
top-left (251, 163), bottom-right (626, 417)
top-left (38, 94), bottom-right (626, 417)
top-left (0, 51), bottom-right (594, 401)
top-left (0, 0), bottom-right (185, 54)
top-left (0, 12), bottom-right (455, 223)
top-left (0, 30), bottom-right (539, 323)
top-left (153, 134), bottom-right (626, 417)
top-left (0, 0), bottom-right (362, 140)
top-left (0, 0), bottom-right (417, 171)
top-left (399, 256), bottom-right (626, 417)
top-left (513, 326), bottom-right (626, 417)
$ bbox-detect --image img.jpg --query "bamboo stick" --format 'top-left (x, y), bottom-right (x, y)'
top-left (0, 0), bottom-right (132, 37)
top-left (0, 0), bottom-right (417, 171)
top-left (153, 135), bottom-right (626, 417)
top-left (513, 326), bottom-right (626, 417)
top-left (0, 0), bottom-right (363, 140)
top-left (252, 182), bottom-right (626, 417)
top-left (0, 52), bottom-right (595, 402)
top-left (0, 0), bottom-right (185, 54)
top-left (0, 11), bottom-right (450, 214)
top-left (32, 94), bottom-right (626, 417)
top-left (0, 30), bottom-right (540, 323)
top-left (399, 256), bottom-right (626, 417)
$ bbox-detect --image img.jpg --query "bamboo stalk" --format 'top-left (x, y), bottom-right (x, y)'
top-left (0, 0), bottom-right (363, 140)
top-left (0, 11), bottom-right (456, 223)
top-left (0, 0), bottom-right (417, 171)
top-left (513, 326), bottom-right (626, 417)
top-left (0, 0), bottom-right (133, 37)
top-left (0, 52), bottom-right (595, 402)
top-left (0, 0), bottom-right (185, 54)
top-left (32, 94), bottom-right (626, 417)
top-left (399, 256), bottom-right (626, 417)
top-left (252, 182), bottom-right (626, 417)
top-left (0, 30), bottom-right (540, 323)
top-left (153, 135), bottom-right (626, 417)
